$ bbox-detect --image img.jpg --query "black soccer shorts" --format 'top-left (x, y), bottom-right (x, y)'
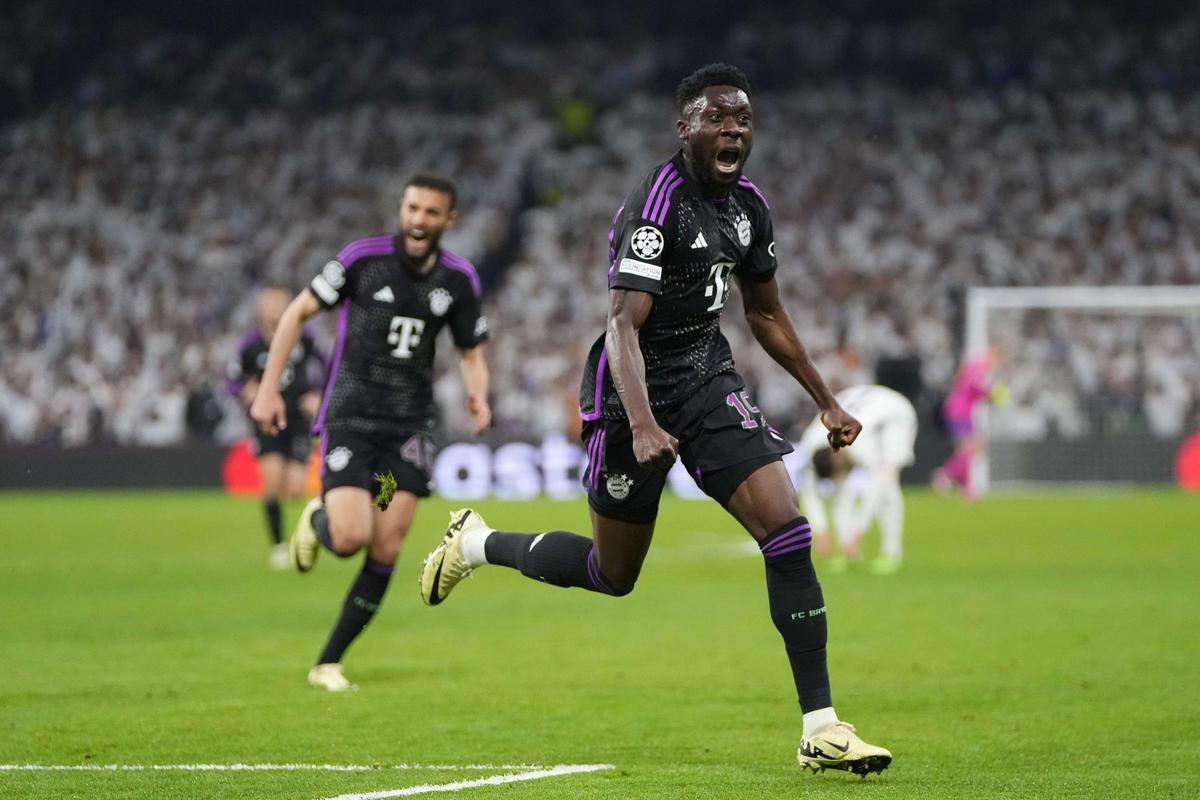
top-left (318, 427), bottom-right (435, 499)
top-left (253, 426), bottom-right (313, 463)
top-left (582, 372), bottom-right (794, 523)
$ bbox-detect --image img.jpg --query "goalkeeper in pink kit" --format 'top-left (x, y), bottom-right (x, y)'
top-left (933, 350), bottom-right (1001, 499)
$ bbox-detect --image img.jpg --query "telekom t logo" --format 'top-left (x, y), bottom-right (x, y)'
top-left (388, 316), bottom-right (425, 358)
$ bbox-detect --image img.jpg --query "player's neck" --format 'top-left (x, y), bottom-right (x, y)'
top-left (680, 149), bottom-right (730, 201)
top-left (397, 246), bottom-right (439, 275)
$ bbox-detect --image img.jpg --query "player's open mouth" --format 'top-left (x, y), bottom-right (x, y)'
top-left (714, 147), bottom-right (741, 174)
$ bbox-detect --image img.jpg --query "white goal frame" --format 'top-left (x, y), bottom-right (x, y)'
top-left (963, 285), bottom-right (1200, 494)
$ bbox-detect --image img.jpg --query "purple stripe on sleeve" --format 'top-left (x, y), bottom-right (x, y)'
top-left (653, 175), bottom-right (685, 225)
top-left (336, 235), bottom-right (394, 265)
top-left (738, 177), bottom-right (770, 209)
top-left (312, 301), bottom-right (350, 434)
top-left (441, 250), bottom-right (482, 298)
top-left (580, 349), bottom-right (608, 421)
top-left (641, 164), bottom-right (677, 219)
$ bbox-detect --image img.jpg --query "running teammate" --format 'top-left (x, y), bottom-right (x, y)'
top-left (228, 287), bottom-right (324, 568)
top-left (419, 64), bottom-right (891, 776)
top-left (251, 175), bottom-right (491, 691)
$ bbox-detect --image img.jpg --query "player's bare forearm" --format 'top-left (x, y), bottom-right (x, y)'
top-left (605, 289), bottom-right (657, 432)
top-left (606, 288), bottom-right (677, 469)
top-left (459, 345), bottom-right (492, 434)
top-left (740, 276), bottom-right (836, 410)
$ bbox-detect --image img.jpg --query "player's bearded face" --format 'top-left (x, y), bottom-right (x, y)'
top-left (679, 86), bottom-right (753, 191)
top-left (398, 187), bottom-right (456, 262)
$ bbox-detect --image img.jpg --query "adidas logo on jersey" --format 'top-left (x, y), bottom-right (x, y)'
top-left (373, 286), bottom-right (395, 303)
top-left (690, 232), bottom-right (708, 249)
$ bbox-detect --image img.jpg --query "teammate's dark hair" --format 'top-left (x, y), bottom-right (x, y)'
top-left (675, 63), bottom-right (751, 113)
top-left (405, 174), bottom-right (457, 210)
top-left (811, 448), bottom-right (835, 480)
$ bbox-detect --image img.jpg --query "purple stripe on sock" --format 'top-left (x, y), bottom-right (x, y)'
top-left (758, 532), bottom-right (816, 556)
top-left (586, 547), bottom-right (618, 595)
top-left (312, 300), bottom-right (351, 433)
top-left (738, 177), bottom-right (770, 209)
top-left (641, 164), bottom-right (677, 219)
top-left (761, 529), bottom-right (814, 557)
top-left (366, 559), bottom-right (395, 576)
top-left (441, 250), bottom-right (482, 297)
top-left (653, 176), bottom-right (685, 225)
top-left (762, 536), bottom-right (813, 558)
top-left (580, 349), bottom-right (608, 421)
top-left (759, 523), bottom-right (813, 555)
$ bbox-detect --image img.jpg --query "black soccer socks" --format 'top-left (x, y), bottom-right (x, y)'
top-left (760, 517), bottom-right (833, 713)
top-left (484, 531), bottom-right (631, 596)
top-left (264, 497), bottom-right (282, 545)
top-left (317, 557), bottom-right (393, 664)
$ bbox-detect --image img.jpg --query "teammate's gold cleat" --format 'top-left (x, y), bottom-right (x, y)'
top-left (307, 662), bottom-right (357, 692)
top-left (419, 508), bottom-right (491, 606)
top-left (797, 721), bottom-right (892, 777)
top-left (290, 497), bottom-right (323, 573)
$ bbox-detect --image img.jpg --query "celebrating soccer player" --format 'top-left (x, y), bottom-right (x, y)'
top-left (419, 64), bottom-right (891, 775)
top-left (228, 287), bottom-right (325, 569)
top-left (252, 175), bottom-right (491, 692)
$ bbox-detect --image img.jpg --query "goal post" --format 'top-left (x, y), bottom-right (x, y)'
top-left (963, 286), bottom-right (1200, 493)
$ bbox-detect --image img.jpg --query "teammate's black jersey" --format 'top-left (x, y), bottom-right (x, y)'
top-left (579, 151), bottom-right (777, 421)
top-left (228, 329), bottom-right (324, 415)
top-left (308, 235), bottom-right (488, 435)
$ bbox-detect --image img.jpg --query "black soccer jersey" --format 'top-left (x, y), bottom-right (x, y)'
top-left (308, 235), bottom-right (488, 435)
top-left (579, 151), bottom-right (777, 421)
top-left (228, 329), bottom-right (324, 415)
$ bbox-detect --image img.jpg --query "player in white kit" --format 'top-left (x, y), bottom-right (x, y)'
top-left (798, 385), bottom-right (917, 574)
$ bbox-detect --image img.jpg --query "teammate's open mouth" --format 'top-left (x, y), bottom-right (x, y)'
top-left (715, 147), bottom-right (741, 174)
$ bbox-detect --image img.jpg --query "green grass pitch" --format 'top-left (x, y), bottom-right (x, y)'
top-left (1, 489), bottom-right (1197, 799)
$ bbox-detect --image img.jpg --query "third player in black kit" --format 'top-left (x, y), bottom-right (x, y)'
top-left (253, 175), bottom-right (491, 692)
top-left (420, 64), bottom-right (892, 775)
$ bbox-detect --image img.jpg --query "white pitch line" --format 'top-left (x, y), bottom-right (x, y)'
top-left (0, 764), bottom-right (548, 772)
top-left (318, 764), bottom-right (615, 800)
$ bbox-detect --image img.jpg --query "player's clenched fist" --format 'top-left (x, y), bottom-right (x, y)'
top-left (250, 389), bottom-right (288, 435)
top-left (632, 424), bottom-right (679, 471)
top-left (821, 407), bottom-right (862, 451)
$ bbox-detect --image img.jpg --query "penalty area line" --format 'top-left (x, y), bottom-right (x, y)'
top-left (317, 764), bottom-right (615, 800)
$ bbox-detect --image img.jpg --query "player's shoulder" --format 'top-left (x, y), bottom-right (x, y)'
top-left (733, 174), bottom-right (771, 217)
top-left (236, 328), bottom-right (264, 354)
top-left (438, 249), bottom-right (482, 299)
top-left (334, 234), bottom-right (395, 269)
top-left (623, 154), bottom-right (685, 227)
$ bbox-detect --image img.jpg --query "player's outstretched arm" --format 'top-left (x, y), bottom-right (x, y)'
top-left (606, 288), bottom-right (678, 470)
top-left (738, 275), bottom-right (861, 450)
top-left (458, 345), bottom-right (492, 435)
top-left (250, 289), bottom-right (321, 435)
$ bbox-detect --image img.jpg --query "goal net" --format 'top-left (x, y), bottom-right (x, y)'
top-left (963, 286), bottom-right (1200, 492)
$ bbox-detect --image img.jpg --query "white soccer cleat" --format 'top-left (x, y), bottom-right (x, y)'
top-left (308, 663), bottom-right (357, 692)
top-left (419, 508), bottom-right (491, 606)
top-left (269, 542), bottom-right (290, 571)
top-left (797, 721), bottom-right (892, 777)
top-left (290, 497), bottom-right (322, 573)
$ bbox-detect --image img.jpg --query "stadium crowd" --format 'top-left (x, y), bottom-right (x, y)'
top-left (3, 2), bottom-right (1199, 446)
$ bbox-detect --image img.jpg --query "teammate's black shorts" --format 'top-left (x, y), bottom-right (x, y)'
top-left (253, 427), bottom-right (313, 463)
top-left (582, 372), bottom-right (794, 523)
top-left (318, 427), bottom-right (435, 499)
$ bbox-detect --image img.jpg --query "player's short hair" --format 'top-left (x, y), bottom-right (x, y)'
top-left (405, 174), bottom-right (457, 210)
top-left (675, 63), bottom-right (752, 114)
top-left (812, 448), bottom-right (835, 480)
